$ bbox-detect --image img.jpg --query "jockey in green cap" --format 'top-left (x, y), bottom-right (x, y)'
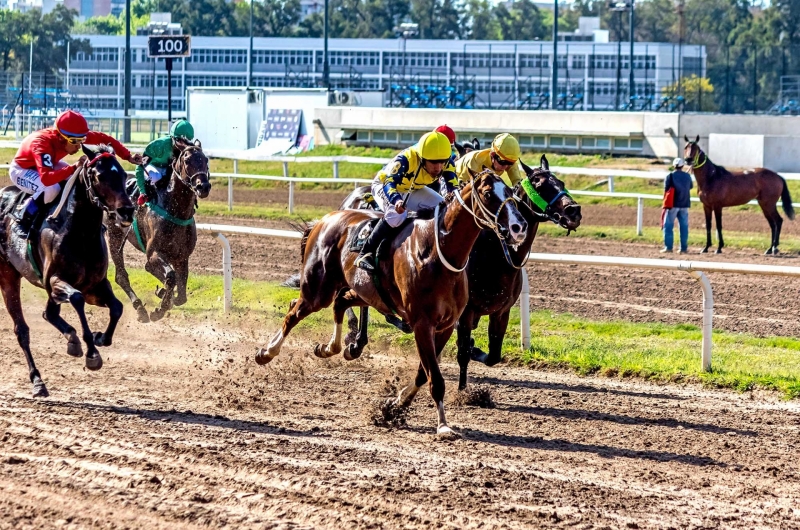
top-left (135, 119), bottom-right (195, 204)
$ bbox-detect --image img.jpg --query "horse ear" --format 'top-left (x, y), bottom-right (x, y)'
top-left (472, 138), bottom-right (480, 150)
top-left (683, 135), bottom-right (689, 142)
top-left (695, 134), bottom-right (700, 143)
top-left (519, 159), bottom-right (533, 175)
top-left (194, 139), bottom-right (201, 148)
top-left (467, 167), bottom-right (479, 181)
top-left (454, 141), bottom-right (466, 158)
top-left (81, 144), bottom-right (96, 159)
top-left (540, 154), bottom-right (549, 171)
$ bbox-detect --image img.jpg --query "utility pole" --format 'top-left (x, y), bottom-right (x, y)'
top-left (247, 0), bottom-right (253, 88)
top-left (124, 0), bottom-right (131, 142)
top-left (677, 0), bottom-right (685, 110)
top-left (323, 0), bottom-right (329, 89)
top-left (628, 0), bottom-right (635, 110)
top-left (550, 0), bottom-right (558, 109)
top-left (608, 1), bottom-right (632, 110)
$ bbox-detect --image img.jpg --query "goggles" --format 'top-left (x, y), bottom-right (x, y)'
top-left (492, 153), bottom-right (515, 167)
top-left (59, 131), bottom-right (87, 145)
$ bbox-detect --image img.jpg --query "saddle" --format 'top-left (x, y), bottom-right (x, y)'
top-left (347, 207), bottom-right (435, 254)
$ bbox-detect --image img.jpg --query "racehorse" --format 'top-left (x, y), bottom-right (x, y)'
top-left (340, 156), bottom-right (582, 390)
top-left (257, 170), bottom-right (528, 437)
top-left (0, 144), bottom-right (134, 397)
top-left (455, 156), bottom-right (581, 390)
top-left (105, 138), bottom-right (211, 322)
top-left (684, 135), bottom-right (794, 255)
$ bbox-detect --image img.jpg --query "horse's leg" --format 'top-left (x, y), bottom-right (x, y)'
top-left (84, 279), bottom-right (124, 348)
top-left (314, 288), bottom-right (363, 359)
top-left (394, 362), bottom-right (428, 408)
top-left (774, 212), bottom-right (783, 253)
top-left (255, 296), bottom-right (318, 364)
top-left (49, 276), bottom-right (102, 371)
top-left (0, 260), bottom-right (47, 397)
top-left (484, 308), bottom-right (511, 367)
top-left (760, 201), bottom-right (783, 254)
top-left (345, 306), bottom-right (370, 361)
top-left (145, 251), bottom-right (176, 322)
top-left (173, 258), bottom-right (189, 306)
top-left (108, 227), bottom-right (149, 323)
top-left (761, 206), bottom-right (776, 255)
top-left (430, 325), bottom-right (457, 437)
top-left (42, 299), bottom-right (82, 357)
top-left (456, 309), bottom-right (477, 391)
top-left (714, 207), bottom-right (724, 254)
top-left (701, 204), bottom-right (712, 253)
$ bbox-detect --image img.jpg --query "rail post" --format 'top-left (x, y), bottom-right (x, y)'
top-left (687, 270), bottom-right (713, 372)
top-left (213, 232), bottom-right (233, 313)
top-left (229, 159), bottom-right (237, 212)
top-left (637, 197), bottom-right (644, 236)
top-left (608, 175), bottom-right (615, 193)
top-left (520, 269), bottom-right (531, 351)
top-left (333, 160), bottom-right (339, 179)
top-left (288, 181), bottom-right (295, 214)
top-left (282, 161), bottom-right (290, 179)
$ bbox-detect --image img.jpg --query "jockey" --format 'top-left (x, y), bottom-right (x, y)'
top-left (10, 110), bottom-right (142, 238)
top-left (135, 119), bottom-right (195, 205)
top-left (434, 124), bottom-right (458, 161)
top-left (455, 133), bottom-right (522, 187)
top-left (355, 131), bottom-right (458, 272)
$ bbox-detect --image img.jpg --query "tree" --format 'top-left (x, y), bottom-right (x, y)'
top-left (233, 0), bottom-right (302, 37)
top-left (410, 0), bottom-right (463, 39)
top-left (73, 14), bottom-right (125, 35)
top-left (663, 75), bottom-right (718, 111)
top-left (0, 9), bottom-right (27, 70)
top-left (463, 0), bottom-right (501, 40)
top-left (634, 0), bottom-right (677, 43)
top-left (495, 0), bottom-right (548, 41)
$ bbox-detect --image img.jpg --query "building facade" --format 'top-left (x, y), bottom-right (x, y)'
top-left (64, 35), bottom-right (705, 114)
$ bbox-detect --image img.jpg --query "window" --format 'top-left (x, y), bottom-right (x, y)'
top-left (630, 138), bottom-right (643, 150)
top-left (75, 47), bottom-right (119, 63)
top-left (583, 137), bottom-right (610, 149)
top-left (533, 136), bottom-right (546, 147)
top-left (596, 138), bottom-right (610, 149)
top-left (372, 131), bottom-right (385, 142)
top-left (582, 137), bottom-right (596, 148)
top-left (519, 135), bottom-right (532, 147)
top-left (614, 138), bottom-right (628, 149)
top-left (356, 130), bottom-right (369, 142)
top-left (400, 132), bottom-right (415, 143)
top-left (614, 138), bottom-right (643, 150)
top-left (564, 137), bottom-right (577, 148)
top-left (550, 137), bottom-right (564, 147)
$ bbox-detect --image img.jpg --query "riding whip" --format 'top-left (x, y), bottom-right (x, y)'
top-left (48, 165), bottom-right (81, 221)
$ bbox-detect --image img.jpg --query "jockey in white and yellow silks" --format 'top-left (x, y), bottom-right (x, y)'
top-left (355, 131), bottom-right (458, 271)
top-left (456, 133), bottom-right (523, 187)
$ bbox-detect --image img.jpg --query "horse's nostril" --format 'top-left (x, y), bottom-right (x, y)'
top-left (511, 223), bottom-right (523, 234)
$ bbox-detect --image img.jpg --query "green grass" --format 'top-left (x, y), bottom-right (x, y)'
top-left (36, 265), bottom-right (799, 399)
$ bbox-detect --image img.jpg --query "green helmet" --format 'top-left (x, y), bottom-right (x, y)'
top-left (169, 119), bottom-right (194, 140)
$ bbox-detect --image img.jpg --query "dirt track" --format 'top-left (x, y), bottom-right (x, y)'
top-left (1, 311), bottom-right (800, 529)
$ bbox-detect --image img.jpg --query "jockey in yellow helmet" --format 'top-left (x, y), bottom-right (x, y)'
top-left (355, 131), bottom-right (458, 271)
top-left (455, 133), bottom-right (522, 187)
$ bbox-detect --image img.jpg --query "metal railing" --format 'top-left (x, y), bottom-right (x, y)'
top-left (194, 222), bottom-right (800, 373)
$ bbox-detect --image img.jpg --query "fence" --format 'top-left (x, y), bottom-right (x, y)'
top-left (195, 222), bottom-right (800, 373)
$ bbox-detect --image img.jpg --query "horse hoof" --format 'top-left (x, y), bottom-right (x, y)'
top-left (93, 332), bottom-right (111, 347)
top-left (700, 248), bottom-right (709, 254)
top-left (155, 286), bottom-right (166, 299)
top-left (32, 381), bottom-right (49, 398)
top-left (436, 426), bottom-right (461, 440)
top-left (174, 297), bottom-right (187, 307)
top-left (344, 343), bottom-right (362, 361)
top-left (344, 331), bottom-right (357, 347)
top-left (715, 249), bottom-right (723, 255)
top-left (470, 347), bottom-right (490, 364)
top-left (255, 348), bottom-right (273, 365)
top-left (85, 353), bottom-right (103, 371)
top-left (313, 344), bottom-right (332, 358)
top-left (66, 340), bottom-right (83, 358)
top-left (484, 355), bottom-right (503, 368)
top-left (149, 309), bottom-right (165, 322)
top-left (136, 308), bottom-right (150, 323)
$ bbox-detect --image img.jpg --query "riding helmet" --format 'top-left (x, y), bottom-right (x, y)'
top-left (434, 124), bottom-right (456, 146)
top-left (170, 119), bottom-right (195, 140)
top-left (492, 133), bottom-right (521, 163)
top-left (55, 110), bottom-right (89, 138)
top-left (418, 132), bottom-right (452, 162)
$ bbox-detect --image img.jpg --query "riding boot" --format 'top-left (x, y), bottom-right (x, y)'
top-left (355, 218), bottom-right (394, 272)
top-left (13, 195), bottom-right (43, 240)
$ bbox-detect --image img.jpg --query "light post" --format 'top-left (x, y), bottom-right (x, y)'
top-left (608, 0), bottom-right (633, 110)
top-left (247, 0), bottom-right (253, 88)
top-left (124, 0), bottom-right (131, 141)
top-left (551, 0), bottom-right (558, 109)
top-left (394, 22), bottom-right (419, 80)
top-left (323, 0), bottom-right (329, 90)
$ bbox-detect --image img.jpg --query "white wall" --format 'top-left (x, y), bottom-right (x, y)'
top-left (187, 89), bottom-right (250, 151)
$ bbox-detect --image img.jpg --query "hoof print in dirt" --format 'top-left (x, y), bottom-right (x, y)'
top-left (365, 398), bottom-right (408, 428)
top-left (451, 385), bottom-right (496, 409)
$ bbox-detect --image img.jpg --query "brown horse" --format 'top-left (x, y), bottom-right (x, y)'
top-left (456, 156), bottom-right (582, 390)
top-left (106, 138), bottom-right (211, 322)
top-left (0, 144), bottom-right (135, 397)
top-left (257, 170), bottom-right (527, 437)
top-left (684, 135), bottom-right (794, 255)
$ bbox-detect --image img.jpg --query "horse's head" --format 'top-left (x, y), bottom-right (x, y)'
top-left (518, 155), bottom-right (581, 231)
top-left (172, 137), bottom-right (211, 198)
top-left (465, 167), bottom-right (527, 245)
top-left (683, 134), bottom-right (704, 168)
top-left (454, 137), bottom-right (481, 159)
top-left (81, 144), bottom-right (135, 226)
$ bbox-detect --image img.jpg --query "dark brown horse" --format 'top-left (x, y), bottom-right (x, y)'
top-left (0, 144), bottom-right (134, 397)
top-left (456, 156), bottom-right (582, 390)
top-left (257, 170), bottom-right (527, 437)
top-left (106, 138), bottom-right (211, 322)
top-left (684, 135), bottom-right (794, 255)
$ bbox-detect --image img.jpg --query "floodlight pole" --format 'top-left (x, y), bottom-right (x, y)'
top-left (628, 0), bottom-right (635, 110)
top-left (323, 0), bottom-right (330, 90)
top-left (124, 0), bottom-right (131, 141)
top-left (550, 0), bottom-right (558, 109)
top-left (247, 0), bottom-right (253, 88)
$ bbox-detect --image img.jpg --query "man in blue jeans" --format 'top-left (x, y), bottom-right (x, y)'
top-left (661, 157), bottom-right (693, 254)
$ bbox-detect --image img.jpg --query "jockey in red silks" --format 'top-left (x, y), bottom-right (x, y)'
top-left (9, 110), bottom-right (142, 238)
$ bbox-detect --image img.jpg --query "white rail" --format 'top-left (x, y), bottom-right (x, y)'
top-left (194, 223), bottom-right (800, 374)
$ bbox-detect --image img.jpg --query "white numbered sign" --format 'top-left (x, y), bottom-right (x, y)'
top-left (147, 35), bottom-right (192, 59)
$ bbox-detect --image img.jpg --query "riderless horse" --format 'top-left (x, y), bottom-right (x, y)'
top-left (105, 137), bottom-right (211, 322)
top-left (684, 135), bottom-right (794, 255)
top-left (258, 170), bottom-right (527, 436)
top-left (0, 144), bottom-right (134, 397)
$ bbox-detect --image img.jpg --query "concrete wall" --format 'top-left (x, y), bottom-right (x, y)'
top-left (709, 134), bottom-right (800, 172)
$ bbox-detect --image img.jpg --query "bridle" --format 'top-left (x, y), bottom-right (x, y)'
top-left (171, 143), bottom-right (209, 196)
top-left (82, 152), bottom-right (118, 212)
top-left (688, 144), bottom-right (707, 169)
top-left (433, 170), bottom-right (520, 273)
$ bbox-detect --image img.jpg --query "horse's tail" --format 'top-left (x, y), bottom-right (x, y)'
top-left (781, 177), bottom-right (795, 221)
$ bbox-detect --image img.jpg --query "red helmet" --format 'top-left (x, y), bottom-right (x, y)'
top-left (55, 110), bottom-right (89, 138)
top-left (434, 124), bottom-right (456, 145)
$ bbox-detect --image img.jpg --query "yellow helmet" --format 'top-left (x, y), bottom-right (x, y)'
top-left (492, 133), bottom-right (521, 163)
top-left (417, 132), bottom-right (452, 162)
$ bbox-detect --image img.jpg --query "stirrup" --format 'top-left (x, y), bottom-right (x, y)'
top-left (13, 223), bottom-right (30, 240)
top-left (355, 253), bottom-right (375, 271)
